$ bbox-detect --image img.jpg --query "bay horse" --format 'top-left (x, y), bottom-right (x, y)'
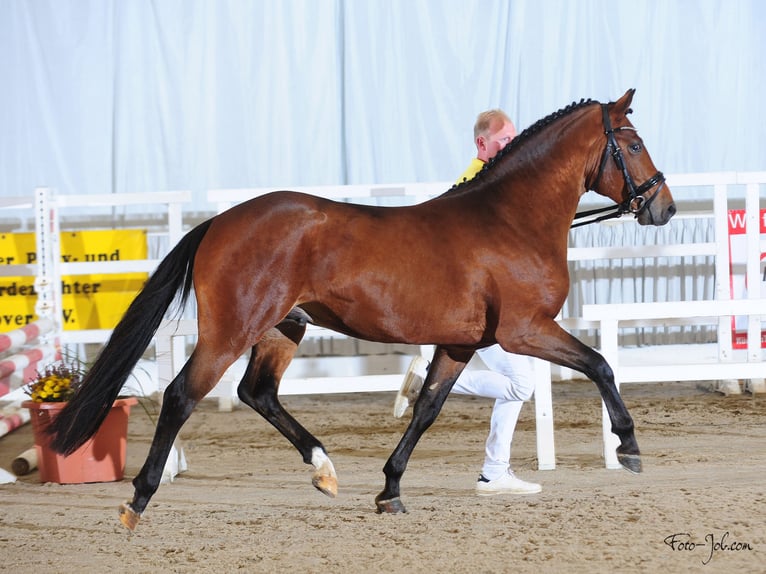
top-left (49, 89), bottom-right (675, 530)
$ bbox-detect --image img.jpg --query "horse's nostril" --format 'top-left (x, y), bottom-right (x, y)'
top-left (667, 203), bottom-right (677, 217)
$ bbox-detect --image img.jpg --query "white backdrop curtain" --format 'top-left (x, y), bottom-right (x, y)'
top-left (2, 0), bottom-right (764, 203)
top-left (1, 0), bottom-right (764, 345)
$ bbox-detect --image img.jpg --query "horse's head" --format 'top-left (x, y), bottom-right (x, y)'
top-left (588, 89), bottom-right (676, 226)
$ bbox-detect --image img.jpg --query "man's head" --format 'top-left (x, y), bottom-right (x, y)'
top-left (474, 109), bottom-right (517, 162)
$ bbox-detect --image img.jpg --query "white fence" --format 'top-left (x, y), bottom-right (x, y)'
top-left (1, 188), bottom-right (190, 349)
top-left (1, 174), bottom-right (764, 471)
top-left (584, 299), bottom-right (766, 469)
top-left (576, 174), bottom-right (765, 469)
top-left (207, 173), bottom-right (765, 471)
top-left (53, 190), bottom-right (190, 347)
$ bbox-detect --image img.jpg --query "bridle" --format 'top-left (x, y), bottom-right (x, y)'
top-left (572, 104), bottom-right (666, 228)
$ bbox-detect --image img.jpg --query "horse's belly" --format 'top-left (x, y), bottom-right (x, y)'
top-left (305, 280), bottom-right (490, 346)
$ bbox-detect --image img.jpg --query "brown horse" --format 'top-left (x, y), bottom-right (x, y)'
top-left (49, 89), bottom-right (675, 530)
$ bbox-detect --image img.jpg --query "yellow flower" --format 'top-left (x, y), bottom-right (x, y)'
top-left (24, 361), bottom-right (85, 403)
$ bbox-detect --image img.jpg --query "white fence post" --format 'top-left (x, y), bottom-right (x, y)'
top-left (598, 317), bottom-right (621, 469)
top-left (533, 359), bottom-right (555, 470)
top-left (33, 188), bottom-right (62, 352)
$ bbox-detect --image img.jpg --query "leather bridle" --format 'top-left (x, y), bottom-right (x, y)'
top-left (572, 104), bottom-right (666, 228)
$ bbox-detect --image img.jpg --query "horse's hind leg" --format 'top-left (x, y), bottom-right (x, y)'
top-left (237, 314), bottom-right (338, 497)
top-left (120, 346), bottom-right (239, 530)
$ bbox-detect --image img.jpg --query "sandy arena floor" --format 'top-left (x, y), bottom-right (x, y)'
top-left (0, 380), bottom-right (763, 573)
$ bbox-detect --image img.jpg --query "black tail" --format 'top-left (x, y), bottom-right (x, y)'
top-left (48, 219), bottom-right (214, 454)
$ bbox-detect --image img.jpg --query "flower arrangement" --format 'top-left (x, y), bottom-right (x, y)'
top-left (24, 361), bottom-right (85, 403)
top-left (21, 358), bottom-right (139, 485)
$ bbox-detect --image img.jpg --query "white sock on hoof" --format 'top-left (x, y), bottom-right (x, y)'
top-left (311, 447), bottom-right (337, 478)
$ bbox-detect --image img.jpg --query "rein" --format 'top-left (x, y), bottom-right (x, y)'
top-left (572, 104), bottom-right (665, 228)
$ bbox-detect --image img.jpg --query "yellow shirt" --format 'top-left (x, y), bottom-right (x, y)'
top-left (456, 157), bottom-right (486, 185)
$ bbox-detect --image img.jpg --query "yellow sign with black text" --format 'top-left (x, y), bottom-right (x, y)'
top-left (0, 230), bottom-right (147, 330)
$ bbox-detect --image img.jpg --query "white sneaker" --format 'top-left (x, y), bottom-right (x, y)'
top-left (475, 471), bottom-right (542, 496)
top-left (393, 356), bottom-right (430, 418)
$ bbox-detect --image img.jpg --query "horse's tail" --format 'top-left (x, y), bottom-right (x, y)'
top-left (48, 218), bottom-right (214, 454)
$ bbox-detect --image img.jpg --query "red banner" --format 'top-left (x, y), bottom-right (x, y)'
top-left (727, 209), bottom-right (766, 348)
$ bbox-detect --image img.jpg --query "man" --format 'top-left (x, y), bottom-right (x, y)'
top-left (394, 109), bottom-right (541, 496)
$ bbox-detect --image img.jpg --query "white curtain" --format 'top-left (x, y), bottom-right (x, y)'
top-left (1, 0), bottom-right (764, 344)
top-left (2, 0), bottom-right (764, 207)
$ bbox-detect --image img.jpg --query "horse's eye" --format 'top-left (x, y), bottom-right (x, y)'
top-left (629, 142), bottom-right (642, 154)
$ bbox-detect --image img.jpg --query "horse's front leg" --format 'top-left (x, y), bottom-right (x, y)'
top-left (589, 355), bottom-right (641, 472)
top-left (375, 346), bottom-right (471, 514)
top-left (520, 322), bottom-right (641, 473)
top-left (237, 317), bottom-right (338, 498)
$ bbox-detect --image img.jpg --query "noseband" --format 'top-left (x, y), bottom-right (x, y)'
top-left (572, 104), bottom-right (666, 228)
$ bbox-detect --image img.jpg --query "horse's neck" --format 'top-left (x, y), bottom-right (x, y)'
top-left (489, 136), bottom-right (592, 227)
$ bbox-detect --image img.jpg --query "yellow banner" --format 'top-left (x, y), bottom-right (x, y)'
top-left (0, 230), bottom-right (147, 331)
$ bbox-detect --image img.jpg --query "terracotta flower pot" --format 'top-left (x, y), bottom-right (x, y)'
top-left (22, 397), bottom-right (138, 484)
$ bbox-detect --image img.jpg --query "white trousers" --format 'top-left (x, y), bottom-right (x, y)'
top-left (451, 345), bottom-right (535, 480)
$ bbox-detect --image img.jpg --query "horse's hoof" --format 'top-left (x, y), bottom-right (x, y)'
top-left (375, 496), bottom-right (407, 514)
top-left (312, 473), bottom-right (338, 498)
top-left (118, 501), bottom-right (141, 531)
top-left (618, 453), bottom-right (642, 474)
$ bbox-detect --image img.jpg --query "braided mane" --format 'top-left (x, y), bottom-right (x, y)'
top-left (455, 98), bottom-right (597, 188)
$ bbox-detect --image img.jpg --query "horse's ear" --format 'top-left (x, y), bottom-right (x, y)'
top-left (614, 89), bottom-right (636, 115)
